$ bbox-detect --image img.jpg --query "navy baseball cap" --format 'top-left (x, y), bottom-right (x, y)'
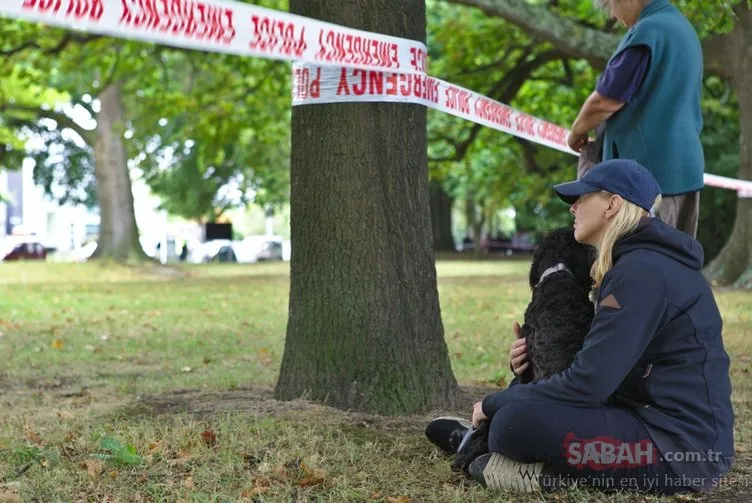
top-left (554, 159), bottom-right (662, 212)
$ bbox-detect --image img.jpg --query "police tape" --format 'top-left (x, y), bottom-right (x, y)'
top-left (1, 0), bottom-right (428, 76)
top-left (2, 0), bottom-right (752, 196)
top-left (291, 63), bottom-right (575, 155)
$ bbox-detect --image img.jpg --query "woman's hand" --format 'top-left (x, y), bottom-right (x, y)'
top-left (510, 321), bottom-right (528, 376)
top-left (472, 401), bottom-right (488, 428)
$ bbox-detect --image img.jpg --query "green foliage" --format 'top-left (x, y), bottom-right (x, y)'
top-left (0, 0), bottom-right (291, 220)
top-left (426, 1), bottom-right (591, 234)
top-left (92, 436), bottom-right (144, 466)
top-left (697, 76), bottom-right (740, 262)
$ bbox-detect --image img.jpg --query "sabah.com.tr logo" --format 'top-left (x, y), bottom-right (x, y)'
top-left (562, 432), bottom-right (659, 470)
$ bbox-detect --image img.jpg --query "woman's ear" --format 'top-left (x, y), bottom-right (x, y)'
top-left (604, 195), bottom-right (623, 220)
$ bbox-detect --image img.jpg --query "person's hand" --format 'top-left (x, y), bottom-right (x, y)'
top-left (472, 401), bottom-right (488, 428)
top-left (510, 321), bottom-right (528, 376)
top-left (567, 131), bottom-right (589, 153)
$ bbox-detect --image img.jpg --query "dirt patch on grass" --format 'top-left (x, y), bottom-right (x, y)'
top-left (134, 385), bottom-right (496, 430)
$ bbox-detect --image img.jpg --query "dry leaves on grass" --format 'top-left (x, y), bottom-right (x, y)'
top-left (82, 459), bottom-right (104, 478)
top-left (386, 497), bottom-right (411, 503)
top-left (201, 429), bottom-right (217, 448)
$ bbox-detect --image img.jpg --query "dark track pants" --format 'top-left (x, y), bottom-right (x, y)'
top-left (487, 377), bottom-right (691, 495)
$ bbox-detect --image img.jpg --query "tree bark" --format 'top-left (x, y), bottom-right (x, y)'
top-left (91, 82), bottom-right (148, 261)
top-left (275, 0), bottom-right (461, 414)
top-left (704, 6), bottom-right (752, 287)
top-left (430, 181), bottom-right (456, 251)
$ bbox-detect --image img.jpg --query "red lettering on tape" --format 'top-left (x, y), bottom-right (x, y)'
top-left (118, 0), bottom-right (235, 44)
top-left (337, 67), bottom-right (350, 95)
top-left (369, 71), bottom-right (383, 94)
top-left (23, 0), bottom-right (102, 19)
top-left (537, 122), bottom-right (567, 146)
top-left (293, 66), bottom-right (321, 100)
top-left (474, 98), bottom-right (513, 129)
top-left (409, 47), bottom-right (426, 73)
top-left (515, 114), bottom-right (536, 137)
top-left (353, 69), bottom-right (367, 96)
top-left (316, 29), bottom-right (399, 69)
top-left (250, 14), bottom-right (304, 55)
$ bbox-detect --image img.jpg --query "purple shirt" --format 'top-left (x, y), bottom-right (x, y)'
top-left (596, 46), bottom-right (651, 103)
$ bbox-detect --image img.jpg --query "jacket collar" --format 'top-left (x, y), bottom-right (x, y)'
top-left (638, 0), bottom-right (671, 21)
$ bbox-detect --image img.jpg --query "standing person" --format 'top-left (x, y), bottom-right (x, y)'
top-left (567, 0), bottom-right (704, 238)
top-left (426, 160), bottom-right (734, 495)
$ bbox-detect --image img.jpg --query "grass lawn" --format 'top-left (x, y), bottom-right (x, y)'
top-left (0, 259), bottom-right (750, 502)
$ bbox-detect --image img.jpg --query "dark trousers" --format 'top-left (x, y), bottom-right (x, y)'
top-left (487, 377), bottom-right (690, 495)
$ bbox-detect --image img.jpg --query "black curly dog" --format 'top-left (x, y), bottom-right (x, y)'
top-left (452, 227), bottom-right (596, 473)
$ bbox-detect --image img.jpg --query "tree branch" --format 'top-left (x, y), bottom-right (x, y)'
top-left (1, 104), bottom-right (95, 145)
top-left (430, 47), bottom-right (567, 163)
top-left (444, 0), bottom-right (732, 78)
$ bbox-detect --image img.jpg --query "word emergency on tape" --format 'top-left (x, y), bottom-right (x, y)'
top-left (2, 0), bottom-right (752, 196)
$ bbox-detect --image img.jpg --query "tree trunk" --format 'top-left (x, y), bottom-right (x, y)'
top-left (430, 181), bottom-right (456, 251)
top-left (704, 6), bottom-right (752, 288)
top-left (91, 83), bottom-right (148, 261)
top-left (275, 0), bottom-right (460, 414)
top-left (465, 196), bottom-right (485, 257)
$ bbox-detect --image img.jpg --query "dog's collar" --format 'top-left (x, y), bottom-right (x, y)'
top-left (537, 263), bottom-right (572, 287)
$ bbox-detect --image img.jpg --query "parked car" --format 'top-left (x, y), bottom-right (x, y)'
top-left (256, 239), bottom-right (283, 261)
top-left (1, 238), bottom-right (47, 261)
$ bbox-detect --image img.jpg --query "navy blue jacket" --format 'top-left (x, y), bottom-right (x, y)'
top-left (483, 217), bottom-right (734, 490)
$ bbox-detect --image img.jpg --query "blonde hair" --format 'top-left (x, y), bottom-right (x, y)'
top-left (590, 191), bottom-right (663, 289)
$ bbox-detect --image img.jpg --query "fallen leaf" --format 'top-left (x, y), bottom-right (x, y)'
top-left (178, 448), bottom-right (191, 458)
top-left (736, 445), bottom-right (746, 453)
top-left (370, 492), bottom-right (381, 500)
top-left (147, 441), bottom-right (163, 452)
top-left (51, 339), bottom-right (64, 350)
top-left (200, 429), bottom-right (216, 447)
top-left (184, 476), bottom-right (195, 489)
top-left (24, 429), bottom-right (42, 445)
top-left (108, 470), bottom-right (118, 479)
top-left (494, 376), bottom-right (507, 388)
top-left (85, 459), bottom-right (103, 478)
top-left (387, 497), bottom-right (411, 503)
top-left (298, 468), bottom-right (326, 487)
top-left (137, 472), bottom-right (148, 484)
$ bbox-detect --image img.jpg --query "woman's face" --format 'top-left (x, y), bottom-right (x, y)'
top-left (608, 0), bottom-right (644, 28)
top-left (570, 192), bottom-right (615, 247)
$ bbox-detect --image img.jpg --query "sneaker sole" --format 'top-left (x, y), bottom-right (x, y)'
top-left (431, 416), bottom-right (472, 429)
top-left (483, 453), bottom-right (544, 493)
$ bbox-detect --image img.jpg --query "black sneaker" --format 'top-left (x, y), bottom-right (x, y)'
top-left (425, 416), bottom-right (472, 454)
top-left (468, 452), bottom-right (544, 493)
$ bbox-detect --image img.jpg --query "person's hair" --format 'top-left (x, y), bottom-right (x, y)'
top-left (592, 0), bottom-right (651, 12)
top-left (590, 191), bottom-right (662, 290)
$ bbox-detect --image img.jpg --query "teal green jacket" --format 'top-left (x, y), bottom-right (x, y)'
top-left (602, 0), bottom-right (704, 195)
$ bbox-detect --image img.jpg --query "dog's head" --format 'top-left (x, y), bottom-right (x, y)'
top-left (529, 227), bottom-right (596, 292)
